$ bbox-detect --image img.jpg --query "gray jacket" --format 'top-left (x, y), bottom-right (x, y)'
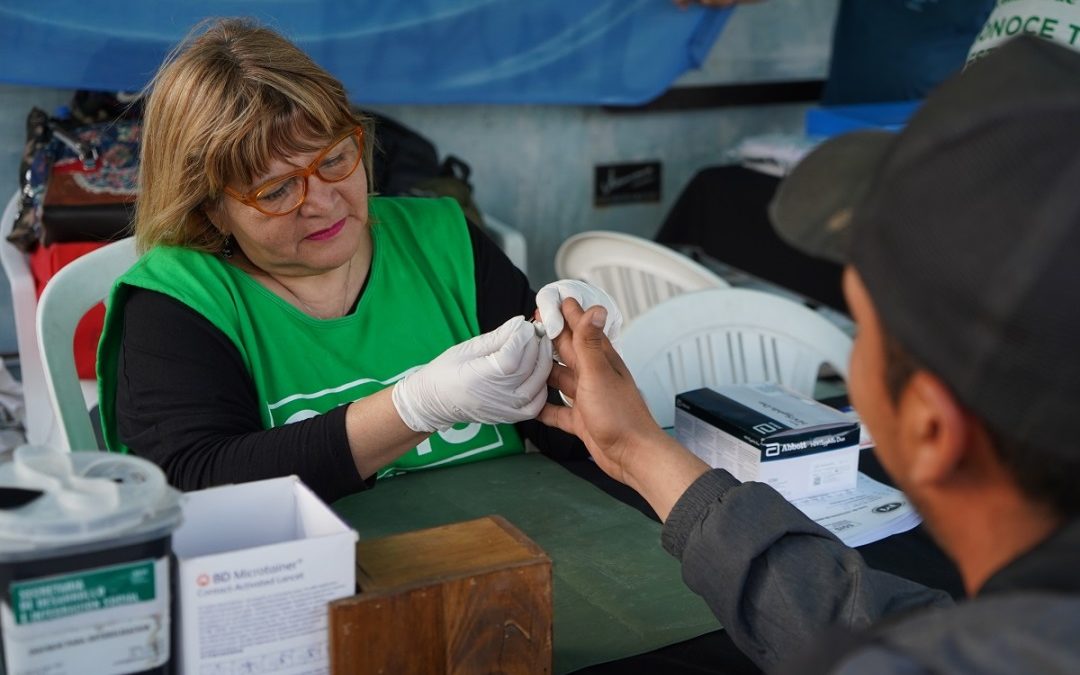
top-left (661, 470), bottom-right (1080, 674)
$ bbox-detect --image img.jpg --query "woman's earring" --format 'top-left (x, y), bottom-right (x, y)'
top-left (221, 234), bottom-right (234, 259)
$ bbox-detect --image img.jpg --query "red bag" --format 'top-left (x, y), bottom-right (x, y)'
top-left (29, 241), bottom-right (108, 380)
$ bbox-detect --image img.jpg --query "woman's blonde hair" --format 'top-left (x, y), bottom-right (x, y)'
top-left (135, 18), bottom-right (373, 253)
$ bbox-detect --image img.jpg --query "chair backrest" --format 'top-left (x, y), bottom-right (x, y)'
top-left (0, 191), bottom-right (66, 447)
top-left (36, 237), bottom-right (137, 450)
top-left (554, 230), bottom-right (729, 325)
top-left (1, 194), bottom-right (41, 436)
top-left (619, 287), bottom-right (852, 428)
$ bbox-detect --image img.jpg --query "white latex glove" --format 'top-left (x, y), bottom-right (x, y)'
top-left (392, 316), bottom-right (554, 433)
top-left (535, 279), bottom-right (623, 343)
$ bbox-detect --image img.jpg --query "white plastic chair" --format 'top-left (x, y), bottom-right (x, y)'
top-left (0, 191), bottom-right (98, 448)
top-left (36, 236), bottom-right (137, 451)
top-left (619, 287), bottom-right (852, 428)
top-left (555, 230), bottom-right (729, 325)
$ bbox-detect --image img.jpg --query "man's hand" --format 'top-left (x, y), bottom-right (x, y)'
top-left (539, 299), bottom-right (711, 520)
top-left (538, 299), bottom-right (668, 483)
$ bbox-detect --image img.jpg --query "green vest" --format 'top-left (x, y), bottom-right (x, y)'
top-left (98, 196), bottom-right (524, 477)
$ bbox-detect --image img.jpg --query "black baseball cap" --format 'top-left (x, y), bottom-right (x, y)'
top-left (769, 36), bottom-right (1080, 450)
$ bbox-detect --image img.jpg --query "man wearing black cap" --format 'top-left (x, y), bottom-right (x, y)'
top-left (540, 35), bottom-right (1080, 674)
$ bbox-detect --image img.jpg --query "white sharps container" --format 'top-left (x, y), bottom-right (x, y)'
top-left (0, 445), bottom-right (182, 675)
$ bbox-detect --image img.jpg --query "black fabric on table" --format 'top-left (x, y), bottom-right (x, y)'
top-left (655, 165), bottom-right (846, 312)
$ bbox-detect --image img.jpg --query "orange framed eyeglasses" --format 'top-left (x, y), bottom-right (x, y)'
top-left (223, 126), bottom-right (364, 217)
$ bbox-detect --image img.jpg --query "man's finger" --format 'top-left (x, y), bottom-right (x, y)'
top-left (552, 329), bottom-right (576, 370)
top-left (560, 297), bottom-right (587, 326)
top-left (538, 401), bottom-right (575, 434)
top-left (565, 303), bottom-right (620, 393)
top-left (553, 298), bottom-right (589, 368)
top-left (548, 362), bottom-right (577, 400)
top-left (601, 335), bottom-right (632, 377)
top-left (574, 305), bottom-right (608, 355)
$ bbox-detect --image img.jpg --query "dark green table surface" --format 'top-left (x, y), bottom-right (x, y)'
top-left (333, 452), bottom-right (721, 674)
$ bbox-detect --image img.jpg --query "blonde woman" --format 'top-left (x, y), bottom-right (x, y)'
top-left (97, 19), bottom-right (621, 501)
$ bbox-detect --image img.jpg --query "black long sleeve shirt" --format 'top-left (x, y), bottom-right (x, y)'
top-left (114, 221), bottom-right (575, 502)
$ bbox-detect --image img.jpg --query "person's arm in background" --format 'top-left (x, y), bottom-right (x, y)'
top-left (540, 299), bottom-right (951, 671)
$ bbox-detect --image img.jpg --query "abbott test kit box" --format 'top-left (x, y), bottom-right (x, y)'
top-left (171, 476), bottom-right (357, 674)
top-left (675, 383), bottom-right (860, 500)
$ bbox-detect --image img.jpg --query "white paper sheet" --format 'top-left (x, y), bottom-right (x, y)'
top-left (791, 472), bottom-right (921, 547)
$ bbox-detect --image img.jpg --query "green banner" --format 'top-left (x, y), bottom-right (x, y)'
top-left (12, 560), bottom-right (156, 625)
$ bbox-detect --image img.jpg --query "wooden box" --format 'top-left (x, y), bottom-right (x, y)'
top-left (329, 515), bottom-right (552, 674)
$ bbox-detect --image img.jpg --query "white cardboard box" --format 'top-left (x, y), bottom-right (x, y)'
top-left (675, 384), bottom-right (860, 500)
top-left (171, 476), bottom-right (357, 675)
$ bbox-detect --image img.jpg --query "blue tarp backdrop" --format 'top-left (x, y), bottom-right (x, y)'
top-left (0, 1), bottom-right (731, 105)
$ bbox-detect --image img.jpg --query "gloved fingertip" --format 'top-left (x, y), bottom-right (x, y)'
top-left (538, 333), bottom-right (554, 355)
top-left (503, 315), bottom-right (528, 332)
top-left (523, 387), bottom-right (548, 418)
top-left (542, 315), bottom-right (564, 340)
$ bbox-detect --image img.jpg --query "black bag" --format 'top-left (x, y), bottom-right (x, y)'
top-left (656, 165), bottom-right (845, 311)
top-left (367, 111), bottom-right (440, 196)
top-left (364, 110), bottom-right (486, 228)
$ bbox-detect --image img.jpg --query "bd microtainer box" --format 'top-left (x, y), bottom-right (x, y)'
top-left (675, 383), bottom-right (860, 500)
top-left (172, 476), bottom-right (357, 675)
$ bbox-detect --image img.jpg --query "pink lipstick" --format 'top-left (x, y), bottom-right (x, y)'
top-left (306, 218), bottom-right (346, 241)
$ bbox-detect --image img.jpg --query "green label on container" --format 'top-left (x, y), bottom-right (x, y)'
top-left (10, 560), bottom-right (156, 625)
